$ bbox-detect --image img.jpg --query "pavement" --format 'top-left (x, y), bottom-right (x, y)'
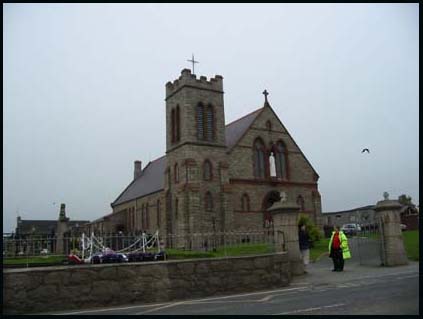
top-left (291, 254), bottom-right (419, 288)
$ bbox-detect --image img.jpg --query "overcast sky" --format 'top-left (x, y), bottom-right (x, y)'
top-left (3, 3), bottom-right (419, 232)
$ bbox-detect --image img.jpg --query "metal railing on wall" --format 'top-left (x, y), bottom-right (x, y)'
top-left (3, 229), bottom-right (279, 265)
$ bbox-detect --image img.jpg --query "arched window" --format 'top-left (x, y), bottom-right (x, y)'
top-left (156, 200), bottom-right (161, 227)
top-left (174, 163), bottom-right (179, 183)
top-left (241, 193), bottom-right (250, 211)
top-left (266, 120), bottom-right (272, 132)
top-left (175, 197), bottom-right (179, 219)
top-left (203, 160), bottom-right (212, 181)
top-left (296, 195), bottom-right (305, 211)
top-left (167, 167), bottom-right (171, 188)
top-left (275, 141), bottom-right (288, 179)
top-left (197, 103), bottom-right (204, 140)
top-left (145, 203), bottom-right (150, 229)
top-left (205, 104), bottom-right (214, 141)
top-left (171, 108), bottom-right (176, 143)
top-left (205, 192), bottom-right (213, 211)
top-left (141, 204), bottom-right (145, 230)
top-left (176, 105), bottom-right (180, 142)
top-left (254, 138), bottom-right (266, 178)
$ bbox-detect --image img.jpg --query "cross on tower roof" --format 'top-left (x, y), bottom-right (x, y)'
top-left (263, 89), bottom-right (269, 104)
top-left (187, 54), bottom-right (199, 74)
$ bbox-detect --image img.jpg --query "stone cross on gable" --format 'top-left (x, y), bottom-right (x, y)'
top-left (263, 89), bottom-right (269, 104)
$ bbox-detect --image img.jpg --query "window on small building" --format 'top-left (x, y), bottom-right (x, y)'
top-left (175, 197), bottom-right (179, 219)
top-left (203, 160), bottom-right (212, 181)
top-left (241, 193), bottom-right (250, 211)
top-left (205, 192), bottom-right (213, 211)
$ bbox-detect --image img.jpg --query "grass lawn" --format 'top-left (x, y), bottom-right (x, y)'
top-left (310, 238), bottom-right (330, 262)
top-left (402, 230), bottom-right (419, 261)
top-left (166, 243), bottom-right (273, 260)
top-left (4, 255), bottom-right (66, 265)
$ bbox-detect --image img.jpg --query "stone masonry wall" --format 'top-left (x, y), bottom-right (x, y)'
top-left (3, 253), bottom-right (290, 314)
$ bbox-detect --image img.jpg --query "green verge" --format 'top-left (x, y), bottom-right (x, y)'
top-left (3, 255), bottom-right (66, 265)
top-left (402, 230), bottom-right (419, 261)
top-left (310, 238), bottom-right (330, 262)
top-left (166, 243), bottom-right (273, 260)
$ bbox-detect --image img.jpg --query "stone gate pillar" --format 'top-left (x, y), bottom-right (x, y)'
top-left (268, 193), bottom-right (304, 275)
top-left (56, 203), bottom-right (69, 255)
top-left (374, 192), bottom-right (408, 266)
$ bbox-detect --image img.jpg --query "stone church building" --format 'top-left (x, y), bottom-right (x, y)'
top-left (86, 69), bottom-right (323, 240)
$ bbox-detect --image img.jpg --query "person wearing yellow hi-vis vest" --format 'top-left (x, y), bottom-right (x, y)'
top-left (328, 225), bottom-right (351, 271)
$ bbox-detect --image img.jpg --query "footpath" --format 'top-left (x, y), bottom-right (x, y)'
top-left (291, 255), bottom-right (420, 288)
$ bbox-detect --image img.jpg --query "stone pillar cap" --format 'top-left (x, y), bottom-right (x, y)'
top-left (267, 200), bottom-right (300, 213)
top-left (374, 199), bottom-right (402, 212)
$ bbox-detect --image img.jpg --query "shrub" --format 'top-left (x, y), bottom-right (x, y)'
top-left (298, 213), bottom-right (323, 245)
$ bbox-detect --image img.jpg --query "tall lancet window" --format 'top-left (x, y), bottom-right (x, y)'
top-left (196, 103), bottom-right (204, 139)
top-left (171, 109), bottom-right (176, 143)
top-left (205, 192), bottom-right (213, 211)
top-left (254, 138), bottom-right (266, 178)
top-left (176, 105), bottom-right (180, 142)
top-left (275, 141), bottom-right (288, 179)
top-left (205, 104), bottom-right (214, 141)
top-left (203, 159), bottom-right (212, 181)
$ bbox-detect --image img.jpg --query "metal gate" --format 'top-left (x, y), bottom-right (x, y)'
top-left (347, 218), bottom-right (385, 266)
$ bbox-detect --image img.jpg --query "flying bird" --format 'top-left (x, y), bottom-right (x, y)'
top-left (361, 148), bottom-right (370, 153)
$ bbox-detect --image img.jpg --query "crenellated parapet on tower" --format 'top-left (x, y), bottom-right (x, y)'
top-left (165, 69), bottom-right (223, 100)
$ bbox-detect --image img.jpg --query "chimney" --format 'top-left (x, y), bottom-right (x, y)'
top-left (134, 160), bottom-right (142, 180)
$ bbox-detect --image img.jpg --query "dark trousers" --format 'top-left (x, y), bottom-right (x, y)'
top-left (331, 248), bottom-right (344, 271)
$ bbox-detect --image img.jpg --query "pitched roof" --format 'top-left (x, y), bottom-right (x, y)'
top-left (111, 109), bottom-right (264, 208)
top-left (17, 220), bottom-right (57, 234)
top-left (16, 219), bottom-right (89, 234)
top-left (112, 156), bottom-right (167, 207)
top-left (323, 205), bottom-right (375, 215)
top-left (225, 107), bottom-right (263, 151)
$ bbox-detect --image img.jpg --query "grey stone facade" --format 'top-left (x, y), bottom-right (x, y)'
top-left (89, 69), bottom-right (323, 237)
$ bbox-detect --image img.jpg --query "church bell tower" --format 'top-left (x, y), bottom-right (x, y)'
top-left (164, 68), bottom-right (231, 247)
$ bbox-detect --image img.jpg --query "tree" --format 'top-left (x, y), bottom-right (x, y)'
top-left (398, 194), bottom-right (414, 207)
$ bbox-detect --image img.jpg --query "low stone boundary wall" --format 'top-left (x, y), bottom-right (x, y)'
top-left (3, 252), bottom-right (290, 314)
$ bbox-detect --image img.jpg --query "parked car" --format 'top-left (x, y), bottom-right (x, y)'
top-left (400, 224), bottom-right (407, 231)
top-left (127, 251), bottom-right (166, 262)
top-left (341, 224), bottom-right (359, 236)
top-left (89, 249), bottom-right (129, 264)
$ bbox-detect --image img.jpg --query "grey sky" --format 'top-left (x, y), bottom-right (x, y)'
top-left (3, 4), bottom-right (419, 232)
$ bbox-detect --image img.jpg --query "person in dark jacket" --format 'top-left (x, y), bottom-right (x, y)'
top-left (298, 224), bottom-right (311, 270)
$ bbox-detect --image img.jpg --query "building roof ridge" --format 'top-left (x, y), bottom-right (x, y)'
top-left (225, 106), bottom-right (264, 127)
